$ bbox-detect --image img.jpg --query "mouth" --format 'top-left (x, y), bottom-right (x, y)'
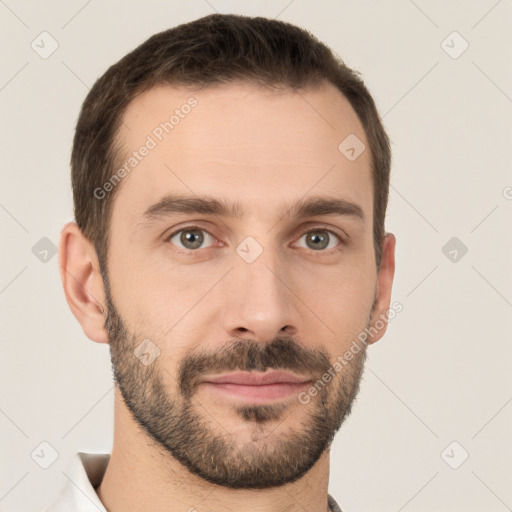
top-left (200, 371), bottom-right (312, 402)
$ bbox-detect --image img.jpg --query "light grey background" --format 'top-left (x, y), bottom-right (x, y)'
top-left (1, 1), bottom-right (511, 511)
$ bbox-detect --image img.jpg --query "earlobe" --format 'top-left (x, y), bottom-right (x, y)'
top-left (58, 222), bottom-right (109, 344)
top-left (367, 233), bottom-right (396, 345)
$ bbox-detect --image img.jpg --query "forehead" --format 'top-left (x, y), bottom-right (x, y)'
top-left (111, 81), bottom-right (372, 226)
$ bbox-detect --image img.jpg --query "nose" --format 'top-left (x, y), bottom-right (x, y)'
top-left (222, 249), bottom-right (299, 343)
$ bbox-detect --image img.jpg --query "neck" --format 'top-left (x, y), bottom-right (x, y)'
top-left (97, 391), bottom-right (332, 512)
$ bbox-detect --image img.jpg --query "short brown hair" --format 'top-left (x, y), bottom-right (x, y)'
top-left (71, 13), bottom-right (391, 271)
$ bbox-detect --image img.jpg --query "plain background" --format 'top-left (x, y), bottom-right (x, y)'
top-left (1, 1), bottom-right (511, 511)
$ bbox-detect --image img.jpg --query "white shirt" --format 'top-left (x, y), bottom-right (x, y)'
top-left (44, 452), bottom-right (343, 512)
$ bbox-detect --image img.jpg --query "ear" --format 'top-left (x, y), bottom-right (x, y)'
top-left (367, 233), bottom-right (396, 345)
top-left (58, 221), bottom-right (109, 344)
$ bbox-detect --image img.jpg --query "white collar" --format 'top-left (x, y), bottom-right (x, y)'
top-left (44, 452), bottom-right (108, 511)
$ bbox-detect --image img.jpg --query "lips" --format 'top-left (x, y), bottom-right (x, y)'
top-left (203, 371), bottom-right (311, 386)
top-left (201, 371), bottom-right (312, 402)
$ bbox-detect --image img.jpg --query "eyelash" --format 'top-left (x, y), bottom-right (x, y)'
top-left (164, 225), bottom-right (346, 255)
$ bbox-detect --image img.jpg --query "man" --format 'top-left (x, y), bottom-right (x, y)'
top-left (49, 12), bottom-right (395, 512)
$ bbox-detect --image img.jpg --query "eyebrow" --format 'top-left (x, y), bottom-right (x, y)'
top-left (139, 193), bottom-right (365, 226)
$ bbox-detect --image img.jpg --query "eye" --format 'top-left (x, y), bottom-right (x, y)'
top-left (167, 227), bottom-right (215, 251)
top-left (296, 229), bottom-right (342, 251)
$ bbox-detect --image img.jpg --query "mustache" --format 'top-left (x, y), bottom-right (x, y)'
top-left (178, 337), bottom-right (332, 400)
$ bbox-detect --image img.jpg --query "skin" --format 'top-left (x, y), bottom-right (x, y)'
top-left (59, 81), bottom-right (395, 512)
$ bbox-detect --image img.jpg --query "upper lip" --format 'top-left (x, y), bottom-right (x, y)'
top-left (203, 371), bottom-right (311, 386)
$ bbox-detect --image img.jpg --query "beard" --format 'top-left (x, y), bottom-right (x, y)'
top-left (102, 273), bottom-right (368, 489)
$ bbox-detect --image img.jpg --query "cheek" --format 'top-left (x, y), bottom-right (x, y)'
top-left (107, 237), bottom-right (191, 319)
top-left (290, 261), bottom-right (376, 342)
top-left (110, 255), bottom-right (225, 350)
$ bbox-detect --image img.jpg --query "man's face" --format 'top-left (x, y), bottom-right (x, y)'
top-left (102, 82), bottom-right (380, 488)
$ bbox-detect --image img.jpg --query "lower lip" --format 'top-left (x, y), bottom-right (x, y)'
top-left (202, 382), bottom-right (311, 402)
